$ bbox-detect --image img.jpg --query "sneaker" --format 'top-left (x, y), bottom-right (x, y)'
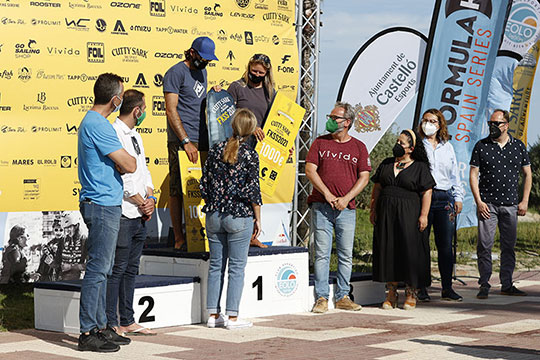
top-left (101, 326), bottom-right (131, 345)
top-left (78, 328), bottom-right (120, 352)
top-left (312, 297), bottom-right (328, 313)
top-left (335, 295), bottom-right (362, 311)
top-left (441, 289), bottom-right (463, 302)
top-left (501, 285), bottom-right (527, 296)
top-left (207, 314), bottom-right (227, 328)
top-left (417, 287), bottom-right (431, 302)
top-left (226, 318), bottom-right (252, 330)
top-left (476, 286), bottom-right (489, 299)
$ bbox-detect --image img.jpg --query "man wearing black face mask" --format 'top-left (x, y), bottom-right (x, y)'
top-left (470, 109), bottom-right (532, 299)
top-left (163, 36), bottom-right (218, 251)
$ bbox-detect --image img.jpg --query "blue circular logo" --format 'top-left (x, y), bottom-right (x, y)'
top-left (275, 264), bottom-right (298, 297)
top-left (506, 2), bottom-right (540, 45)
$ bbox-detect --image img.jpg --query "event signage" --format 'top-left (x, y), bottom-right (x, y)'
top-left (414, 0), bottom-right (512, 228)
top-left (206, 89), bottom-right (235, 148)
top-left (0, 0), bottom-right (298, 281)
top-left (509, 40), bottom-right (540, 145)
top-left (255, 92), bottom-right (305, 197)
top-left (179, 151), bottom-right (208, 253)
top-left (338, 28), bottom-right (427, 153)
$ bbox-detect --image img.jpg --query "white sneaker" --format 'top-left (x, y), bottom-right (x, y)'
top-left (226, 318), bottom-right (252, 330)
top-left (207, 314), bottom-right (227, 328)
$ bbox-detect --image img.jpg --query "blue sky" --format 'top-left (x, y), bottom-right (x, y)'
top-left (318, 0), bottom-right (540, 146)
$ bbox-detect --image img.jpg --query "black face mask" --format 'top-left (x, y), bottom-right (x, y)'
top-left (392, 143), bottom-right (406, 158)
top-left (489, 124), bottom-right (502, 139)
top-left (193, 57), bottom-right (208, 70)
top-left (248, 72), bottom-right (265, 84)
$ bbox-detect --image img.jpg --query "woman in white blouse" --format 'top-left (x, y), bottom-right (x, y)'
top-left (417, 108), bottom-right (464, 302)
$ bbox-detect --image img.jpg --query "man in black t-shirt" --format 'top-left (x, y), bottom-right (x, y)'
top-left (469, 109), bottom-right (532, 299)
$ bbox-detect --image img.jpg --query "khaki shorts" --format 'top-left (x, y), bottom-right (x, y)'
top-left (167, 142), bottom-right (198, 197)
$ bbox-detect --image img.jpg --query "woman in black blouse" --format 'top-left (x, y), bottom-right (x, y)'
top-left (200, 108), bottom-right (262, 330)
top-left (370, 129), bottom-right (435, 310)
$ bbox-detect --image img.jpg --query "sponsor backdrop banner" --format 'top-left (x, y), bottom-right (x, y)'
top-left (337, 27), bottom-right (427, 153)
top-left (0, 0), bottom-right (298, 281)
top-left (414, 0), bottom-right (512, 229)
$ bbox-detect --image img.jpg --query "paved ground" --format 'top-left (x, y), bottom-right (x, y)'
top-left (1, 271), bottom-right (539, 360)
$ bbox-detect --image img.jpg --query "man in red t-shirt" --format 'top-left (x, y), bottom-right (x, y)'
top-left (306, 102), bottom-right (371, 313)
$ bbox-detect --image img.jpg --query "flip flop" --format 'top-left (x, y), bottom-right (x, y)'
top-left (124, 327), bottom-right (157, 336)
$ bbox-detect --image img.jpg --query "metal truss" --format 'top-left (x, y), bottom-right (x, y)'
top-left (292, 0), bottom-right (321, 247)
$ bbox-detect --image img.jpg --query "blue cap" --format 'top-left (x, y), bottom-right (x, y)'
top-left (191, 36), bottom-right (218, 61)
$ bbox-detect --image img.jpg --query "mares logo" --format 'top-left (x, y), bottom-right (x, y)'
top-left (87, 42), bottom-right (105, 63)
top-left (150, 0), bottom-right (166, 16)
top-left (152, 95), bottom-right (165, 116)
top-left (275, 263), bottom-right (298, 297)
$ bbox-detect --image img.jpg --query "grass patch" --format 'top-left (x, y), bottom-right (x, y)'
top-left (329, 209), bottom-right (540, 272)
top-left (0, 283), bottom-right (34, 332)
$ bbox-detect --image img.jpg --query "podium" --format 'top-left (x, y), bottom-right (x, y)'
top-left (140, 246), bottom-right (310, 320)
top-left (34, 275), bottom-right (201, 333)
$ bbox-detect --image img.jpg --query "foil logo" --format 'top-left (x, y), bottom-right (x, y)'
top-left (275, 263), bottom-right (298, 297)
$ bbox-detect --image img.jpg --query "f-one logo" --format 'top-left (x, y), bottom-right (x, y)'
top-left (150, 0), bottom-right (166, 16)
top-left (87, 42), bottom-right (105, 63)
top-left (152, 95), bottom-right (165, 116)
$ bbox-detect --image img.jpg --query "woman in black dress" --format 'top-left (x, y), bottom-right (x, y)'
top-left (370, 129), bottom-right (435, 310)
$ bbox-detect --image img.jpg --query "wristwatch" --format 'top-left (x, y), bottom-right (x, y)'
top-left (180, 137), bottom-right (190, 146)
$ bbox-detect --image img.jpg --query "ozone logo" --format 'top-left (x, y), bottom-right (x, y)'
top-left (505, 1), bottom-right (540, 46)
top-left (275, 264), bottom-right (298, 297)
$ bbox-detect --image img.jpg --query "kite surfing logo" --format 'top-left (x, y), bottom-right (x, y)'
top-left (505, 0), bottom-right (540, 46)
top-left (353, 103), bottom-right (381, 133)
top-left (275, 263), bottom-right (298, 297)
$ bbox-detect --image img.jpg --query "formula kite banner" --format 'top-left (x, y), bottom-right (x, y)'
top-left (508, 40), bottom-right (540, 145)
top-left (414, 0), bottom-right (512, 229)
top-left (337, 27), bottom-right (427, 153)
top-left (179, 151), bottom-right (208, 253)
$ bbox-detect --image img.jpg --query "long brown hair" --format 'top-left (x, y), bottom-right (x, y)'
top-left (417, 108), bottom-right (450, 142)
top-left (222, 108), bottom-right (257, 164)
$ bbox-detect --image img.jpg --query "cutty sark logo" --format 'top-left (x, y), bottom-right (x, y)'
top-left (353, 103), bottom-right (381, 133)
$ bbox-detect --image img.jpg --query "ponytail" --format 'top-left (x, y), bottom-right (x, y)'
top-left (222, 108), bottom-right (257, 164)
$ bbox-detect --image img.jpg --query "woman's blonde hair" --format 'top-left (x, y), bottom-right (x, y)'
top-left (222, 108), bottom-right (257, 164)
top-left (241, 53), bottom-right (275, 100)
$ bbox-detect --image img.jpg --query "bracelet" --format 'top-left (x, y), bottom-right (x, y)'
top-left (147, 196), bottom-right (157, 205)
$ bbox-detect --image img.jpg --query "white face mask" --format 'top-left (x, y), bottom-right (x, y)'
top-left (422, 122), bottom-right (438, 136)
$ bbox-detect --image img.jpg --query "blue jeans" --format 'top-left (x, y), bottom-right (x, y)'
top-left (106, 216), bottom-right (147, 327)
top-left (206, 212), bottom-right (253, 316)
top-left (79, 201), bottom-right (121, 333)
top-left (312, 202), bottom-right (356, 301)
top-left (426, 190), bottom-right (455, 290)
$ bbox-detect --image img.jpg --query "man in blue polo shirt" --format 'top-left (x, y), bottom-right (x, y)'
top-left (77, 73), bottom-right (137, 352)
top-left (470, 109), bottom-right (532, 300)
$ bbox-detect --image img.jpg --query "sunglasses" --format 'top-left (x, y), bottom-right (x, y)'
top-left (252, 53), bottom-right (270, 65)
top-left (488, 121), bottom-right (507, 127)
